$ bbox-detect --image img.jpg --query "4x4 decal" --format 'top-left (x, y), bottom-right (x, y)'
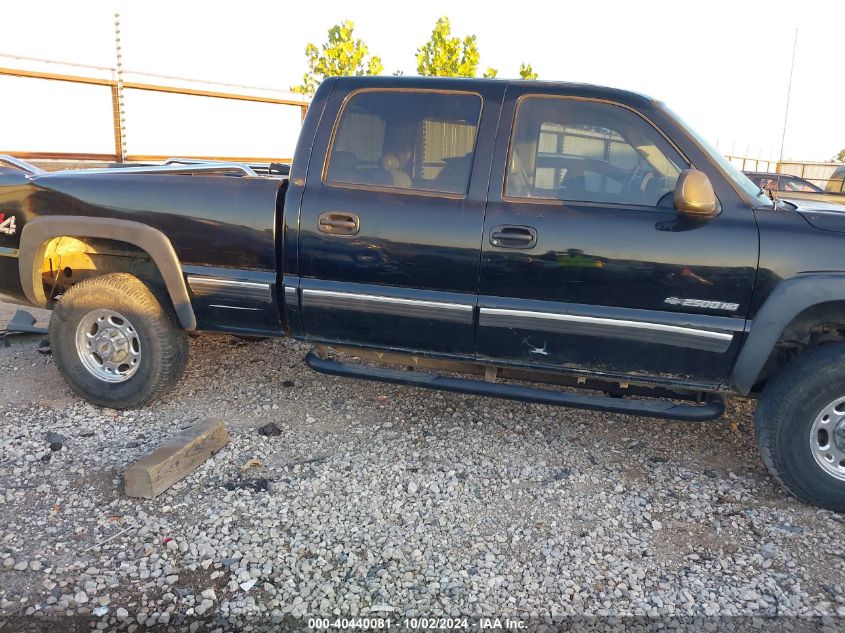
top-left (0, 212), bottom-right (17, 236)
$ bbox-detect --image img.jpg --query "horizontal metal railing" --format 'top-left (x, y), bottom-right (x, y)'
top-left (0, 63), bottom-right (307, 166)
top-left (57, 163), bottom-right (260, 177)
top-left (0, 155), bottom-right (45, 174)
top-left (0, 154), bottom-right (296, 179)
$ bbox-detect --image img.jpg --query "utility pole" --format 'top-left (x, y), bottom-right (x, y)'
top-left (778, 28), bottom-right (798, 167)
top-left (112, 12), bottom-right (127, 162)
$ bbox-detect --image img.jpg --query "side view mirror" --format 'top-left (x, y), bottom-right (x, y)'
top-left (674, 169), bottom-right (718, 217)
top-left (761, 180), bottom-right (777, 200)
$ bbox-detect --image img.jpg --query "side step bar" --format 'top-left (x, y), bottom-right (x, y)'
top-left (304, 350), bottom-right (725, 422)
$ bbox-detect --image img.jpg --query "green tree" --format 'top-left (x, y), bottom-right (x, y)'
top-left (519, 62), bottom-right (538, 80)
top-left (292, 20), bottom-right (383, 96)
top-left (417, 17), bottom-right (497, 78)
top-left (835, 148), bottom-right (845, 163)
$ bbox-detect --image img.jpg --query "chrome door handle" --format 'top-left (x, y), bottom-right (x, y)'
top-left (318, 212), bottom-right (360, 236)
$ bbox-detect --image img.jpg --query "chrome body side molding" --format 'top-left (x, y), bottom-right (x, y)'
top-left (301, 288), bottom-right (474, 324)
top-left (479, 306), bottom-right (734, 353)
top-left (186, 275), bottom-right (272, 303)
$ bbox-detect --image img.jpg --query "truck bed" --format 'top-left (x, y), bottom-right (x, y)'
top-left (0, 157), bottom-right (288, 336)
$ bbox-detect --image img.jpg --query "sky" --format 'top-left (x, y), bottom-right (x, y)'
top-left (1, 0), bottom-right (843, 162)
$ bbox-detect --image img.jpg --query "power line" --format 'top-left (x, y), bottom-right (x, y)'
top-left (0, 52), bottom-right (297, 96)
top-left (778, 28), bottom-right (798, 164)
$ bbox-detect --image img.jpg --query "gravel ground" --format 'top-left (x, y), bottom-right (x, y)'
top-left (0, 301), bottom-right (843, 632)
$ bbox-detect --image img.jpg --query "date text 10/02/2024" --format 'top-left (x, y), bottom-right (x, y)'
top-left (307, 617), bottom-right (527, 630)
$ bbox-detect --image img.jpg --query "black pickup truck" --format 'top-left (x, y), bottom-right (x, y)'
top-left (2, 77), bottom-right (844, 511)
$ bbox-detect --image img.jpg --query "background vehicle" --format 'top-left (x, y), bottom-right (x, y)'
top-left (826, 165), bottom-right (845, 194)
top-left (744, 170), bottom-right (845, 206)
top-left (1, 76), bottom-right (845, 511)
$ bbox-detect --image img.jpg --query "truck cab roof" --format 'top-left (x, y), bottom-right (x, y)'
top-left (326, 75), bottom-right (659, 110)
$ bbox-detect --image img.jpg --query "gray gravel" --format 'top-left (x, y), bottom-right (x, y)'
top-left (0, 302), bottom-right (843, 631)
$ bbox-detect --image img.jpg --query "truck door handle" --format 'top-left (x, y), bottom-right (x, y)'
top-left (318, 212), bottom-right (360, 236)
top-left (489, 225), bottom-right (537, 249)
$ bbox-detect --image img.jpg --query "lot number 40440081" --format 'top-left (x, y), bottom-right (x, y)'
top-left (0, 213), bottom-right (16, 236)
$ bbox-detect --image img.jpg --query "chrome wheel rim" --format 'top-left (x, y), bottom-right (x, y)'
top-left (809, 397), bottom-right (845, 481)
top-left (74, 309), bottom-right (141, 383)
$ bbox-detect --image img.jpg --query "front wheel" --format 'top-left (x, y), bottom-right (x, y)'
top-left (49, 273), bottom-right (188, 409)
top-left (755, 343), bottom-right (845, 512)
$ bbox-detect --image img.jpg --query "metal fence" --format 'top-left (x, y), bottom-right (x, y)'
top-left (726, 155), bottom-right (843, 189)
top-left (0, 60), bottom-right (308, 166)
top-left (2, 60), bottom-right (843, 181)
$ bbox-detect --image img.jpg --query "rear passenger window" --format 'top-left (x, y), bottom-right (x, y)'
top-left (506, 97), bottom-right (688, 208)
top-left (325, 91), bottom-right (482, 195)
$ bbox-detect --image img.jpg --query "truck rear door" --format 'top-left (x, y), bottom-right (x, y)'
top-left (295, 80), bottom-right (504, 356)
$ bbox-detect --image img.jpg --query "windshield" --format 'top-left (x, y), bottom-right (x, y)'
top-left (658, 104), bottom-right (771, 206)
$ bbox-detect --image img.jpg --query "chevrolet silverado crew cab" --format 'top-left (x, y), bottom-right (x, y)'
top-left (1, 77), bottom-right (844, 512)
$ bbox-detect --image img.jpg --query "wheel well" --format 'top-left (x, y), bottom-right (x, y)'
top-left (20, 216), bottom-right (196, 330)
top-left (40, 236), bottom-right (166, 304)
top-left (756, 300), bottom-right (845, 389)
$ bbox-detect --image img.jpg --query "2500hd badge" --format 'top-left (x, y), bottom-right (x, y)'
top-left (663, 297), bottom-right (740, 311)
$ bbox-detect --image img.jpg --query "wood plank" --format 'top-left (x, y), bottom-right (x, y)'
top-left (124, 419), bottom-right (229, 499)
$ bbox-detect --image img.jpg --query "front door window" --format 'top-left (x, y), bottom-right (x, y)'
top-left (506, 97), bottom-right (687, 209)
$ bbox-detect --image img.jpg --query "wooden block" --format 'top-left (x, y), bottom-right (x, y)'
top-left (124, 418), bottom-right (229, 499)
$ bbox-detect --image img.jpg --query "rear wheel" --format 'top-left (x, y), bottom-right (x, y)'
top-left (49, 273), bottom-right (188, 409)
top-left (755, 343), bottom-right (845, 512)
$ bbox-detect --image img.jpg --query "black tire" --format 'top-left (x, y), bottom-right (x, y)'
top-left (755, 343), bottom-right (845, 512)
top-left (49, 273), bottom-right (188, 409)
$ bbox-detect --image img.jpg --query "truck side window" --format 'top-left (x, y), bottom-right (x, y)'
top-left (506, 97), bottom-right (688, 208)
top-left (780, 175), bottom-right (822, 193)
top-left (827, 168), bottom-right (845, 194)
top-left (325, 90), bottom-right (482, 195)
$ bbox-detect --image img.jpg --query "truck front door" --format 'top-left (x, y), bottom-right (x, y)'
top-left (296, 82), bottom-right (502, 355)
top-left (477, 87), bottom-right (758, 387)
